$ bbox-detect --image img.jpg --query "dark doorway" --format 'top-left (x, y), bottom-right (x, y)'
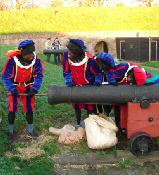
top-left (119, 40), bottom-right (126, 59)
top-left (94, 41), bottom-right (108, 56)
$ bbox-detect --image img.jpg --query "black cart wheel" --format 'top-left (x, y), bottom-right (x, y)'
top-left (130, 132), bottom-right (153, 156)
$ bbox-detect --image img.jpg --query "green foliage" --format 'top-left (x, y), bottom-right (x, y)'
top-left (0, 156), bottom-right (21, 175)
top-left (0, 7), bottom-right (158, 34)
top-left (75, 141), bottom-right (91, 154)
top-left (96, 147), bottom-right (117, 156)
top-left (0, 144), bottom-right (54, 175)
top-left (116, 158), bottom-right (133, 169)
top-left (19, 156), bottom-right (54, 175)
top-left (144, 67), bottom-right (159, 75)
top-left (140, 61), bottom-right (159, 74)
top-left (43, 140), bottom-right (60, 156)
top-left (8, 156), bottom-right (54, 175)
top-left (141, 61), bottom-right (159, 68)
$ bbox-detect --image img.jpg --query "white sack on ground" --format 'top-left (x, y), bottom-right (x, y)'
top-left (49, 124), bottom-right (85, 145)
top-left (84, 115), bottom-right (118, 149)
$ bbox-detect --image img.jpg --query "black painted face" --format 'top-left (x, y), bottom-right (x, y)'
top-left (22, 53), bottom-right (34, 62)
top-left (21, 44), bottom-right (35, 55)
top-left (96, 59), bottom-right (111, 71)
top-left (68, 49), bottom-right (76, 61)
top-left (127, 69), bottom-right (136, 85)
top-left (67, 42), bottom-right (84, 63)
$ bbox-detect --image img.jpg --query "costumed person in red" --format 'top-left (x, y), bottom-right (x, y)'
top-left (63, 39), bottom-right (102, 128)
top-left (95, 52), bottom-right (148, 128)
top-left (2, 40), bottom-right (44, 139)
top-left (96, 52), bottom-right (148, 86)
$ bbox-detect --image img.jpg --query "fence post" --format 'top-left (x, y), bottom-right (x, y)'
top-left (149, 36), bottom-right (151, 62)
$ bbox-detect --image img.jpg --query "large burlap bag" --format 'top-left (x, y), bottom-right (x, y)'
top-left (84, 115), bottom-right (118, 149)
top-left (49, 124), bottom-right (85, 145)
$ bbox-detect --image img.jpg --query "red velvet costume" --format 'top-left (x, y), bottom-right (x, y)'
top-left (63, 52), bottom-right (102, 111)
top-left (2, 53), bottom-right (44, 113)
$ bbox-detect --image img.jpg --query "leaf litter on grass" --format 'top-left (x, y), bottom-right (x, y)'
top-left (5, 133), bottom-right (57, 160)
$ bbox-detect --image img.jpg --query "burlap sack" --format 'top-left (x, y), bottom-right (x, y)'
top-left (84, 115), bottom-right (118, 149)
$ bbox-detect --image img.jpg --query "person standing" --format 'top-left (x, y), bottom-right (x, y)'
top-left (2, 40), bottom-right (44, 140)
top-left (45, 38), bottom-right (52, 49)
top-left (52, 37), bottom-right (62, 64)
top-left (63, 39), bottom-right (102, 128)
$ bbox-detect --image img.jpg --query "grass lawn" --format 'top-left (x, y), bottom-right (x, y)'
top-left (0, 6), bottom-right (159, 34)
top-left (0, 44), bottom-right (113, 175)
top-left (141, 61), bottom-right (159, 68)
top-left (0, 44), bottom-right (159, 174)
top-left (0, 44), bottom-right (76, 175)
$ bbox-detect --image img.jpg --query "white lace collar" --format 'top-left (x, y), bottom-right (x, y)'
top-left (14, 52), bottom-right (36, 69)
top-left (124, 63), bottom-right (138, 78)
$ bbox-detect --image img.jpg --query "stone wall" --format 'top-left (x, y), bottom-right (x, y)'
top-left (0, 32), bottom-right (117, 57)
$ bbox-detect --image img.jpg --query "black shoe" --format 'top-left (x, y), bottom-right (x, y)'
top-left (28, 130), bottom-right (39, 139)
top-left (75, 124), bottom-right (83, 130)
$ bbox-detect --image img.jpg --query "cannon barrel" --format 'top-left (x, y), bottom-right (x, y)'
top-left (48, 85), bottom-right (159, 105)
